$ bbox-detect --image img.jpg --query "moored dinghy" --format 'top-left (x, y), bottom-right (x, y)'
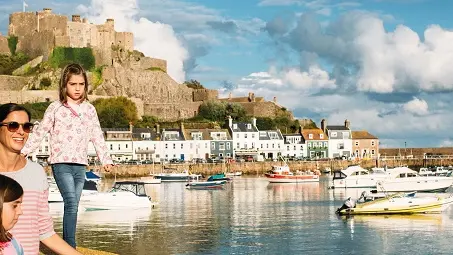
top-left (265, 164), bottom-right (320, 183)
top-left (186, 175), bottom-right (227, 190)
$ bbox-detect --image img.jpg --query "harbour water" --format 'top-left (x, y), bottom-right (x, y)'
top-left (49, 176), bottom-right (453, 254)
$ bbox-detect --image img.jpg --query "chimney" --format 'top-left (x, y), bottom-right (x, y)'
top-left (344, 119), bottom-right (350, 129)
top-left (180, 122), bottom-right (185, 131)
top-left (321, 119), bottom-right (327, 134)
top-left (298, 126), bottom-right (302, 134)
top-left (72, 15), bottom-right (81, 22)
top-left (273, 96), bottom-right (277, 103)
top-left (129, 122), bottom-right (133, 133)
top-left (252, 117), bottom-right (257, 127)
top-left (156, 124), bottom-right (160, 134)
top-left (227, 115), bottom-right (232, 128)
top-left (43, 8), bottom-right (52, 14)
top-left (82, 18), bottom-right (88, 23)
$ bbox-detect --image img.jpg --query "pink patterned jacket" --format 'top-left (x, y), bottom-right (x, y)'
top-left (22, 101), bottom-right (113, 166)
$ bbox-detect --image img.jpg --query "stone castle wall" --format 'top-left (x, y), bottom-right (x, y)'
top-left (239, 101), bottom-right (292, 119)
top-left (0, 75), bottom-right (31, 91)
top-left (192, 89), bottom-right (218, 102)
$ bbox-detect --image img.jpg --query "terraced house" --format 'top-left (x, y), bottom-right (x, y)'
top-left (352, 131), bottom-right (379, 159)
top-left (322, 119), bottom-right (353, 159)
top-left (301, 129), bottom-right (328, 159)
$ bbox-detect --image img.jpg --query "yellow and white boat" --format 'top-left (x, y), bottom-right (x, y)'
top-left (336, 192), bottom-right (453, 215)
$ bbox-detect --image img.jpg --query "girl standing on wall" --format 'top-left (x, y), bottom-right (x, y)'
top-left (21, 63), bottom-right (114, 248)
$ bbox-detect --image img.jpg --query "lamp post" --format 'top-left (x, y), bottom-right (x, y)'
top-left (404, 141), bottom-right (407, 158)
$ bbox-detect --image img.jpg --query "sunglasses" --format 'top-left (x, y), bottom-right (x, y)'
top-left (0, 122), bottom-right (34, 133)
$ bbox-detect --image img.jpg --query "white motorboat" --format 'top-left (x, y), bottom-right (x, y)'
top-left (419, 168), bottom-right (435, 177)
top-left (79, 181), bottom-right (156, 210)
top-left (48, 179), bottom-right (98, 203)
top-left (140, 176), bottom-right (162, 184)
top-left (332, 165), bottom-right (389, 189)
top-left (376, 167), bottom-right (453, 193)
top-left (154, 169), bottom-right (201, 182)
top-left (337, 191), bottom-right (453, 215)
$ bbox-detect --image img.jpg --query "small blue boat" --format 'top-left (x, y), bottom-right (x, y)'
top-left (207, 173), bottom-right (232, 182)
top-left (186, 180), bottom-right (226, 190)
top-left (86, 170), bottom-right (102, 183)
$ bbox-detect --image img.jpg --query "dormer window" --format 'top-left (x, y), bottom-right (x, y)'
top-left (320, 134), bottom-right (324, 139)
top-left (247, 124), bottom-right (251, 129)
top-left (233, 124), bottom-right (237, 129)
top-left (309, 134), bottom-right (313, 139)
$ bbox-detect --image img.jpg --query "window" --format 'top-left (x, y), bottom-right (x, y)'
top-left (278, 144), bottom-right (280, 148)
top-left (301, 145), bottom-right (303, 150)
top-left (320, 134), bottom-right (324, 139)
top-left (309, 134), bottom-right (313, 139)
top-left (110, 144), bottom-right (113, 150)
top-left (237, 142), bottom-right (240, 148)
top-left (331, 132), bottom-right (337, 138)
top-left (338, 143), bottom-right (344, 149)
top-left (308, 143), bottom-right (311, 148)
top-left (226, 153), bottom-right (231, 157)
top-left (294, 146), bottom-right (296, 150)
top-left (371, 140), bottom-right (375, 146)
top-left (237, 134), bottom-right (239, 139)
top-left (219, 143), bottom-right (225, 150)
top-left (126, 144), bottom-right (128, 149)
top-left (173, 144), bottom-right (176, 149)
top-left (244, 143), bottom-right (248, 149)
top-left (118, 144), bottom-right (120, 150)
top-left (245, 134), bottom-right (248, 139)
top-left (324, 142), bottom-right (327, 148)
top-left (247, 124), bottom-right (251, 129)
top-left (371, 149), bottom-right (375, 155)
top-left (205, 143), bottom-right (208, 148)
top-left (226, 143), bottom-right (230, 150)
top-left (266, 144), bottom-right (269, 148)
top-left (165, 144), bottom-right (168, 149)
top-left (45, 146), bottom-right (48, 152)
top-left (181, 144), bottom-right (184, 149)
top-left (355, 141), bottom-right (359, 146)
top-left (211, 143), bottom-right (215, 150)
top-left (252, 134), bottom-right (255, 138)
top-left (318, 142), bottom-right (322, 147)
top-left (233, 124), bottom-right (237, 129)
top-left (287, 146), bottom-right (290, 150)
top-left (252, 142), bottom-right (255, 148)
top-left (261, 144), bottom-right (263, 148)
top-left (343, 132), bottom-right (350, 139)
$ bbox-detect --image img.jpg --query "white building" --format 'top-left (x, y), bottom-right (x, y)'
top-left (227, 116), bottom-right (260, 159)
top-left (322, 119), bottom-right (353, 159)
top-left (282, 133), bottom-right (306, 158)
top-left (257, 130), bottom-right (285, 160)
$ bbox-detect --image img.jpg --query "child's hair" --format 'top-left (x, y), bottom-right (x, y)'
top-left (59, 63), bottom-right (89, 103)
top-left (0, 103), bottom-right (31, 123)
top-left (0, 175), bottom-right (24, 242)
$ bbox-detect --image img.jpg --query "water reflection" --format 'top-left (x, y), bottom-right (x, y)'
top-left (47, 177), bottom-right (453, 254)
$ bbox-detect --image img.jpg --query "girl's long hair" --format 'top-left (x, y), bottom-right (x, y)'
top-left (0, 175), bottom-right (24, 242)
top-left (59, 63), bottom-right (89, 103)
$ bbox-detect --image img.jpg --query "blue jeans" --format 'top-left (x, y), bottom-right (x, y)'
top-left (52, 163), bottom-right (86, 248)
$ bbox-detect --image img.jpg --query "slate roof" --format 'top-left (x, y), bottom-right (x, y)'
top-left (161, 128), bottom-right (185, 141)
top-left (258, 130), bottom-right (283, 140)
top-left (326, 125), bottom-right (350, 131)
top-left (230, 122), bottom-right (259, 132)
top-left (352, 131), bottom-right (378, 139)
top-left (183, 129), bottom-right (232, 141)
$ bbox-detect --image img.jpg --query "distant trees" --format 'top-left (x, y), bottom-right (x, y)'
top-left (21, 101), bottom-right (52, 120)
top-left (256, 116), bottom-right (300, 133)
top-left (198, 100), bottom-right (248, 123)
top-left (0, 53), bottom-right (30, 75)
top-left (92, 97), bottom-right (138, 128)
top-left (183, 79), bottom-right (205, 89)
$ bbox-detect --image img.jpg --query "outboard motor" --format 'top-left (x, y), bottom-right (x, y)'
top-left (336, 197), bottom-right (356, 214)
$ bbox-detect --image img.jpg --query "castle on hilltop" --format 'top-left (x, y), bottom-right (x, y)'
top-left (0, 8), bottom-right (291, 122)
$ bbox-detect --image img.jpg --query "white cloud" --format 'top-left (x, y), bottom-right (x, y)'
top-left (403, 97), bottom-right (429, 116)
top-left (78, 0), bottom-right (188, 83)
top-left (440, 139), bottom-right (453, 147)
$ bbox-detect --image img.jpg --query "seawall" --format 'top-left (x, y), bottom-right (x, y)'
top-left (44, 158), bottom-right (453, 178)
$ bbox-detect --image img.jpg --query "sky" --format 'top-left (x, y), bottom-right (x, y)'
top-left (1, 0), bottom-right (453, 148)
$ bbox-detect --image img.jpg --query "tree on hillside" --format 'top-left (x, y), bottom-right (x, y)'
top-left (184, 79), bottom-right (205, 89)
top-left (92, 97), bottom-right (138, 128)
top-left (198, 100), bottom-right (226, 122)
top-left (225, 102), bottom-right (248, 121)
top-left (135, 115), bottom-right (159, 128)
top-left (0, 53), bottom-right (30, 75)
top-left (21, 101), bottom-right (52, 120)
top-left (256, 117), bottom-right (275, 130)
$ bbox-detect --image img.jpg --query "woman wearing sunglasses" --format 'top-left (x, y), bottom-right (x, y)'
top-left (21, 63), bottom-right (114, 248)
top-left (0, 103), bottom-right (81, 255)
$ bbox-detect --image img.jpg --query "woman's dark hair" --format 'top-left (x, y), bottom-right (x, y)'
top-left (59, 63), bottom-right (89, 103)
top-left (0, 175), bottom-right (24, 242)
top-left (0, 103), bottom-right (31, 122)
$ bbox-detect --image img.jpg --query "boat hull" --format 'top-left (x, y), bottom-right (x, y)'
top-left (338, 196), bottom-right (453, 215)
top-left (265, 173), bottom-right (319, 183)
top-left (186, 180), bottom-right (226, 190)
top-left (378, 178), bottom-right (453, 193)
top-left (80, 192), bottom-right (152, 210)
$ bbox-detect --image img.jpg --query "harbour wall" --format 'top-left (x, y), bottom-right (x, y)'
top-left (44, 158), bottom-right (453, 178)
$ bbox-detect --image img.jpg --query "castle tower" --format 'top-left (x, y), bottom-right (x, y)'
top-left (72, 15), bottom-right (81, 22)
